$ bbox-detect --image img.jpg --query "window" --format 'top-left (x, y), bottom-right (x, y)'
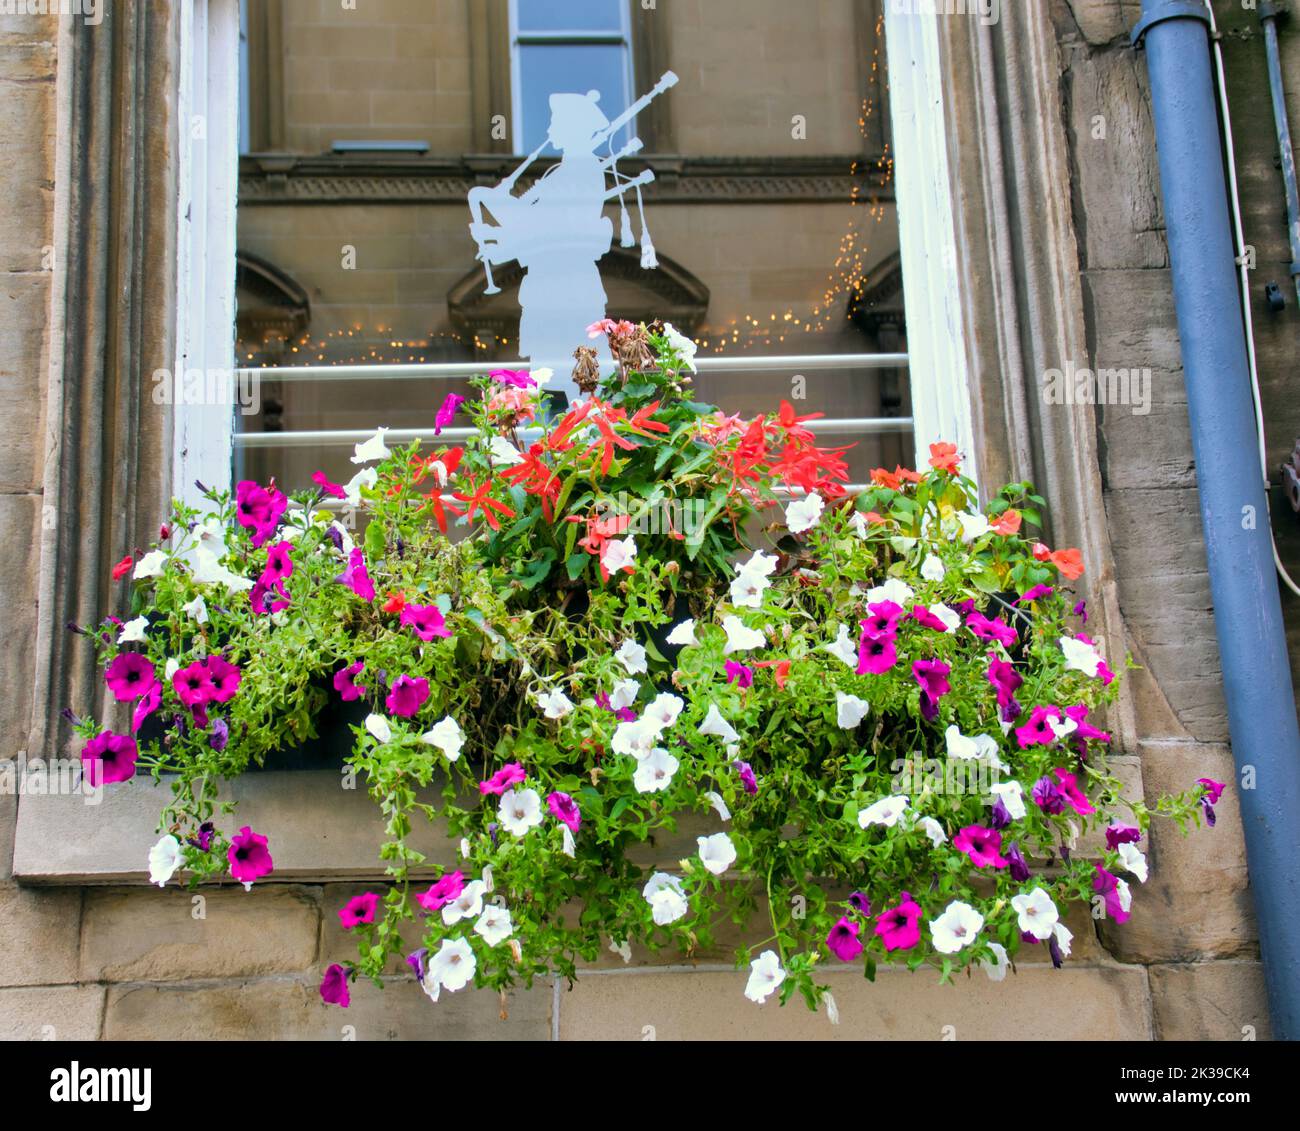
top-left (511, 0), bottom-right (634, 155)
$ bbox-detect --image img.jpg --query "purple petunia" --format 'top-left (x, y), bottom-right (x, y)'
top-left (912, 659), bottom-right (951, 721)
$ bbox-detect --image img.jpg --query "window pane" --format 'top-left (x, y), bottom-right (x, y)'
top-left (518, 44), bottom-right (630, 154)
top-left (517, 0), bottom-right (625, 34)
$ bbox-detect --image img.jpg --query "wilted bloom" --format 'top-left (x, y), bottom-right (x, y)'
top-left (338, 548), bottom-right (376, 601)
top-left (479, 763), bottom-right (526, 795)
top-left (338, 892), bottom-right (380, 930)
top-left (209, 717), bottom-right (230, 752)
top-left (104, 652), bottom-right (157, 702)
top-left (334, 661), bottom-right (366, 701)
top-left (875, 892), bottom-right (922, 951)
top-left (401, 602), bottom-right (451, 641)
top-left (826, 917), bottom-right (863, 962)
top-left (547, 791), bottom-right (581, 832)
top-left (81, 731), bottom-right (138, 786)
top-left (320, 964), bottom-right (350, 1008)
top-left (385, 674), bottom-right (430, 718)
top-left (1198, 777), bottom-right (1226, 827)
top-left (434, 392), bottom-right (465, 435)
top-left (228, 826), bottom-right (274, 888)
top-left (734, 759), bottom-right (758, 795)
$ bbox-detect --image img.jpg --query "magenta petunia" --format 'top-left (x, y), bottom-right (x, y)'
top-left (334, 660), bottom-right (366, 702)
top-left (338, 548), bottom-right (376, 601)
top-left (479, 762), bottom-right (526, 795)
top-left (385, 674), bottom-right (430, 718)
top-left (987, 653), bottom-right (1023, 722)
top-left (724, 660), bottom-right (754, 688)
top-left (547, 790), bottom-right (581, 832)
top-left (1105, 824), bottom-right (1142, 851)
top-left (131, 679), bottom-right (161, 733)
top-left (1016, 584), bottom-right (1054, 603)
top-left (1093, 864), bottom-right (1131, 923)
top-left (415, 870), bottom-right (466, 912)
top-left (1198, 777), bottom-right (1226, 805)
top-left (235, 479), bottom-right (288, 549)
top-left (173, 660), bottom-right (216, 707)
top-left (861, 600), bottom-right (904, 638)
top-left (434, 392), bottom-right (466, 435)
top-left (204, 655), bottom-right (242, 704)
top-left (1032, 774), bottom-right (1067, 815)
top-left (1064, 703), bottom-right (1111, 745)
top-left (312, 471), bottom-right (346, 499)
top-left (320, 963), bottom-right (350, 1008)
top-left (400, 603), bottom-right (452, 641)
top-left (337, 892), bottom-right (381, 930)
top-left (490, 368), bottom-right (535, 389)
top-left (912, 659), bottom-right (951, 721)
top-left (81, 731), bottom-right (138, 786)
top-left (910, 605), bottom-right (950, 632)
top-left (105, 652), bottom-right (157, 702)
top-left (734, 759), bottom-right (758, 795)
top-left (1053, 768), bottom-right (1095, 816)
top-left (1016, 704), bottom-right (1064, 749)
top-left (228, 825), bottom-right (274, 887)
top-left (966, 611), bottom-right (1018, 648)
top-left (826, 916), bottom-right (864, 962)
top-left (875, 891), bottom-right (922, 952)
top-left (856, 632), bottom-right (898, 675)
top-left (952, 824), bottom-right (1009, 869)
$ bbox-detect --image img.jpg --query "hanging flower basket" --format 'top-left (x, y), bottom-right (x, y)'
top-left (75, 320), bottom-right (1220, 1014)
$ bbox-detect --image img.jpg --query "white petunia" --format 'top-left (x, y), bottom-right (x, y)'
top-left (474, 903), bottom-right (514, 945)
top-left (744, 950), bottom-right (786, 1004)
top-left (1010, 887), bottom-right (1059, 941)
top-left (148, 835), bottom-right (183, 887)
top-left (427, 936), bottom-right (476, 992)
top-left (343, 467), bottom-right (378, 507)
top-left (191, 547), bottom-right (254, 592)
top-left (615, 638), bottom-right (648, 675)
top-left (609, 938), bottom-right (633, 964)
top-left (601, 535), bottom-right (637, 574)
top-left (1117, 842), bottom-right (1148, 883)
top-left (420, 716), bottom-right (464, 762)
top-left (442, 879), bottom-right (486, 926)
top-left (704, 790), bottom-right (731, 822)
top-left (930, 603), bottom-right (962, 632)
top-left (785, 492), bottom-right (824, 534)
top-left (956, 511), bottom-right (991, 543)
top-left (351, 427), bottom-right (391, 464)
top-left (945, 724), bottom-right (982, 762)
top-left (865, 578), bottom-right (914, 607)
top-left (182, 595), bottom-right (209, 624)
top-left (633, 747), bottom-right (679, 793)
top-left (609, 678), bottom-right (641, 710)
top-left (642, 872), bottom-right (689, 925)
top-left (699, 703), bottom-right (740, 745)
top-left (918, 816), bottom-right (949, 848)
top-left (849, 511), bottom-right (871, 540)
top-left (730, 569), bottom-right (771, 609)
top-left (666, 618), bottom-right (698, 647)
top-left (661, 322), bottom-right (698, 372)
top-left (921, 554), bottom-right (946, 581)
top-left (488, 434), bottom-right (524, 467)
top-left (1048, 714), bottom-right (1079, 742)
top-left (989, 780), bottom-right (1027, 821)
top-left (164, 658), bottom-right (180, 684)
top-left (1116, 877), bottom-right (1133, 914)
top-left (644, 692), bottom-right (684, 731)
top-left (132, 550), bottom-right (167, 580)
top-left (1060, 635), bottom-right (1103, 679)
top-left (118, 615), bottom-right (149, 644)
top-left (190, 519), bottom-right (227, 556)
top-left (531, 367), bottom-right (554, 388)
top-left (825, 992), bottom-right (840, 1026)
top-left (980, 942), bottom-right (1010, 982)
top-left (612, 717), bottom-right (660, 760)
top-left (697, 832), bottom-right (737, 876)
top-left (536, 687), bottom-right (575, 720)
top-left (1052, 920), bottom-right (1074, 959)
top-left (931, 900), bottom-right (985, 954)
top-left (497, 787), bottom-right (544, 836)
top-left (721, 615), bottom-right (765, 654)
top-left (836, 692), bottom-right (870, 730)
top-left (823, 623), bottom-right (858, 668)
top-left (364, 714), bottom-right (392, 744)
top-left (561, 827), bottom-right (576, 857)
top-left (858, 794), bottom-right (909, 829)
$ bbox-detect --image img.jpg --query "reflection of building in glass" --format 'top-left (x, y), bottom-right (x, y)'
top-left (235, 0), bottom-right (908, 488)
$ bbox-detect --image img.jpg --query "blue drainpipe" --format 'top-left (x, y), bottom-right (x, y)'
top-left (1132, 0), bottom-right (1300, 1039)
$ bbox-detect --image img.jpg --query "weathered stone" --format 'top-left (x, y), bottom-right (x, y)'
top-left (81, 886), bottom-right (321, 983)
top-left (1056, 0), bottom-right (1130, 46)
top-left (1101, 742), bottom-right (1255, 962)
top-left (0, 42), bottom-right (54, 274)
top-left (0, 884), bottom-right (81, 986)
top-left (0, 985), bottom-right (104, 1040)
top-left (1149, 961), bottom-right (1272, 1040)
top-left (103, 976), bottom-right (550, 1041)
top-left (557, 961), bottom-right (1152, 1040)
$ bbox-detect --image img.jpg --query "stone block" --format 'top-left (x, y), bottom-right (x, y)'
top-left (0, 985), bottom-right (103, 1040)
top-left (0, 884), bottom-right (81, 986)
top-left (1149, 961), bottom-right (1272, 1041)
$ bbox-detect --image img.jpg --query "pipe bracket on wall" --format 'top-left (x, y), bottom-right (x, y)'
top-left (1131, 0), bottom-right (1212, 48)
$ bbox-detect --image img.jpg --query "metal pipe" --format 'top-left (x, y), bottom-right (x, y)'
top-left (1135, 0), bottom-right (1300, 1038)
top-left (240, 353), bottom-right (911, 384)
top-left (1260, 1), bottom-right (1300, 305)
top-left (233, 416), bottom-right (915, 449)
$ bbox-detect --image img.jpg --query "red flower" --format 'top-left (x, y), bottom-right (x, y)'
top-left (776, 400), bottom-right (823, 444)
top-left (991, 509), bottom-right (1022, 536)
top-left (928, 442), bottom-right (961, 473)
top-left (1050, 547), bottom-right (1085, 580)
top-left (111, 555), bottom-right (133, 581)
top-left (452, 477), bottom-right (517, 532)
top-left (381, 592), bottom-right (407, 614)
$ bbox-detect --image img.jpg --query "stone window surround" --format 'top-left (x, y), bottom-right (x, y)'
top-left (16, 2), bottom-right (1131, 885)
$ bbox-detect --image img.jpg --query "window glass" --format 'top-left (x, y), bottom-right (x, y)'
top-left (517, 0), bottom-right (625, 34)
top-left (518, 43), bottom-right (631, 153)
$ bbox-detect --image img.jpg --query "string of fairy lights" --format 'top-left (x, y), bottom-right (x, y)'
top-left (238, 18), bottom-right (895, 368)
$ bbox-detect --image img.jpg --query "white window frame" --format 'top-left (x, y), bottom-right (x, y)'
top-left (507, 0), bottom-right (635, 156)
top-left (172, 4), bottom-right (977, 505)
